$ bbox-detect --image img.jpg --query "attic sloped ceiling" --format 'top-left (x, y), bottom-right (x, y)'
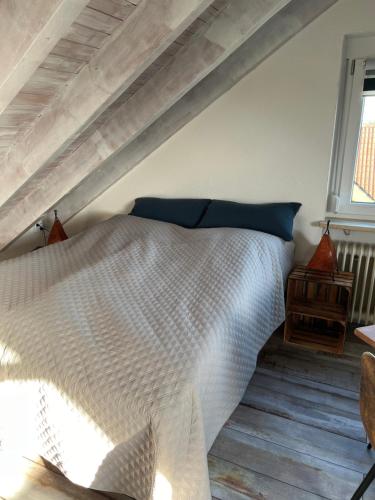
top-left (0, 0), bottom-right (337, 252)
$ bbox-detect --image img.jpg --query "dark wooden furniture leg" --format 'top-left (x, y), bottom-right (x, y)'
top-left (351, 463), bottom-right (375, 500)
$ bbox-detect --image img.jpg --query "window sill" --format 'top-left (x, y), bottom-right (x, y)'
top-left (315, 219), bottom-right (375, 234)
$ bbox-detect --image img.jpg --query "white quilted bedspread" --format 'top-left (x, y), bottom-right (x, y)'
top-left (0, 215), bottom-right (293, 500)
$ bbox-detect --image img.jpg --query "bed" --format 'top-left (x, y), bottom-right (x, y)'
top-left (0, 214), bottom-right (294, 500)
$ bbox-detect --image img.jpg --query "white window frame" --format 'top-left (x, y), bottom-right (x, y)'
top-left (328, 35), bottom-right (375, 219)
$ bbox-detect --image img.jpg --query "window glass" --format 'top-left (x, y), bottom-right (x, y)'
top-left (352, 95), bottom-right (375, 203)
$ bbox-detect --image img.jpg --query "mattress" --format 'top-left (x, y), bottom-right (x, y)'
top-left (0, 215), bottom-right (294, 500)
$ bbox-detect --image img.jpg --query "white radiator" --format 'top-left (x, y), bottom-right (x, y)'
top-left (336, 241), bottom-right (375, 325)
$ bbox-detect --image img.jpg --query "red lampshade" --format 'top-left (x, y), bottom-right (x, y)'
top-left (307, 221), bottom-right (338, 273)
top-left (47, 210), bottom-right (68, 246)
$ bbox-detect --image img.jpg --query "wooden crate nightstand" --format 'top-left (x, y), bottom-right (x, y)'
top-left (284, 265), bottom-right (354, 354)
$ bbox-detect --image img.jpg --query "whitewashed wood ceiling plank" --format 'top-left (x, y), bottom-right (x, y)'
top-left (75, 6), bottom-right (123, 34)
top-left (64, 23), bottom-right (109, 48)
top-left (0, 0), bottom-right (339, 250)
top-left (21, 79), bottom-right (62, 97)
top-left (0, 111), bottom-right (39, 128)
top-left (0, 2), bottom-right (131, 159)
top-left (88, 0), bottom-right (136, 20)
top-left (0, 0), bottom-right (89, 116)
top-left (11, 92), bottom-right (52, 107)
top-left (0, 1), bottom-right (216, 172)
top-left (51, 39), bottom-right (98, 63)
top-left (54, 0), bottom-right (338, 230)
top-left (40, 54), bottom-right (86, 74)
top-left (0, 128), bottom-right (21, 143)
top-left (0, 0), bottom-right (214, 211)
top-left (0, 0), bottom-right (298, 250)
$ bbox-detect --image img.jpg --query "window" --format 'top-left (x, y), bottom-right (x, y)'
top-left (328, 35), bottom-right (375, 218)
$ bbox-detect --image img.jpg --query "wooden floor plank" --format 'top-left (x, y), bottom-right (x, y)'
top-left (250, 370), bottom-right (360, 415)
top-left (209, 455), bottom-right (325, 500)
top-left (266, 334), bottom-right (371, 368)
top-left (210, 427), bottom-right (362, 500)
top-left (259, 349), bottom-right (360, 392)
top-left (255, 366), bottom-right (359, 400)
top-left (344, 340), bottom-right (375, 359)
top-left (226, 405), bottom-right (374, 474)
top-left (241, 384), bottom-right (365, 442)
top-left (263, 335), bottom-right (362, 366)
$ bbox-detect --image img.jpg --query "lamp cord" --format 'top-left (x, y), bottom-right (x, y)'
top-left (36, 223), bottom-right (49, 247)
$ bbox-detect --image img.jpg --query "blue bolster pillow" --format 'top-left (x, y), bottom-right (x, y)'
top-left (198, 200), bottom-right (301, 241)
top-left (130, 197), bottom-right (210, 228)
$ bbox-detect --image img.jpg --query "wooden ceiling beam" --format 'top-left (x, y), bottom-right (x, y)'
top-left (0, 0), bottom-right (89, 116)
top-left (56, 0), bottom-right (338, 226)
top-left (0, 0), bottom-right (213, 207)
top-left (0, 0), bottom-right (294, 250)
